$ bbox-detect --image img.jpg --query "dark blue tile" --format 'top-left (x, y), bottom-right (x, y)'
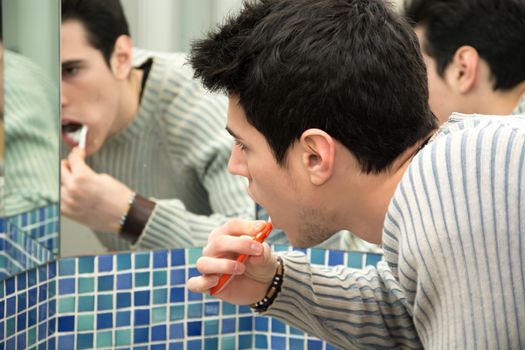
top-left (6, 338), bottom-right (15, 350)
top-left (239, 316), bottom-right (252, 332)
top-left (117, 292), bottom-right (131, 308)
top-left (0, 321), bottom-right (3, 341)
top-left (134, 309), bottom-right (149, 326)
top-left (48, 316), bottom-right (56, 335)
top-left (151, 345), bottom-right (165, 350)
top-left (48, 337), bottom-right (56, 350)
top-left (17, 293), bottom-right (26, 312)
top-left (6, 297), bottom-right (15, 317)
top-left (134, 290), bottom-right (150, 306)
top-left (238, 305), bottom-right (252, 314)
top-left (170, 250), bottom-right (185, 266)
top-left (326, 342), bottom-right (340, 350)
top-left (98, 275), bottom-right (114, 292)
top-left (16, 313), bottom-right (26, 332)
top-left (16, 273), bottom-right (27, 290)
top-left (153, 251), bottom-right (168, 268)
top-left (133, 327), bottom-right (149, 343)
top-left (117, 273), bottom-right (132, 290)
top-left (28, 270), bottom-right (37, 287)
top-left (188, 290), bottom-right (202, 302)
top-left (28, 287), bottom-right (37, 307)
top-left (169, 323), bottom-right (184, 339)
top-left (272, 318), bottom-right (286, 333)
top-left (307, 339), bottom-right (323, 350)
top-left (221, 318), bottom-right (235, 334)
top-left (116, 311), bottom-right (131, 327)
top-left (188, 267), bottom-right (199, 278)
top-left (5, 278), bottom-right (15, 295)
top-left (48, 261), bottom-right (57, 279)
top-left (170, 269), bottom-right (185, 285)
top-left (170, 288), bottom-right (184, 303)
top-left (58, 316), bottom-right (75, 332)
top-left (98, 255), bottom-right (114, 272)
top-left (38, 285), bottom-right (47, 302)
top-left (151, 325), bottom-right (167, 341)
top-left (28, 309), bottom-right (37, 327)
top-left (187, 321), bottom-right (202, 337)
top-left (38, 304), bottom-right (47, 322)
top-left (59, 259), bottom-right (76, 276)
top-left (97, 313), bottom-right (113, 329)
top-left (0, 301), bottom-right (3, 319)
top-left (38, 323), bottom-right (47, 341)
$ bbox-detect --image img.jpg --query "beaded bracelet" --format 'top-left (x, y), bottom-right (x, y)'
top-left (117, 192), bottom-right (136, 233)
top-left (251, 256), bottom-right (284, 312)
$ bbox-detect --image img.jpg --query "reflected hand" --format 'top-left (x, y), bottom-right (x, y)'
top-left (61, 147), bottom-right (134, 233)
top-left (187, 219), bottom-right (279, 305)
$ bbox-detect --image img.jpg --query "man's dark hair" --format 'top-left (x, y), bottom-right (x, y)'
top-left (190, 0), bottom-right (436, 173)
top-left (61, 0), bottom-right (129, 65)
top-left (404, 0), bottom-right (525, 91)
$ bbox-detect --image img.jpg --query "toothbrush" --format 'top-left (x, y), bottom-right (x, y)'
top-left (78, 125), bottom-right (88, 150)
top-left (209, 220), bottom-right (273, 295)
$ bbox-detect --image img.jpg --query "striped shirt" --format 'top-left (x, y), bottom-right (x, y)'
top-left (2, 50), bottom-right (59, 217)
top-left (89, 49), bottom-right (255, 251)
top-left (267, 115), bottom-right (525, 349)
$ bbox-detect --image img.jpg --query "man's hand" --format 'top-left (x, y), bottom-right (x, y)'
top-left (61, 147), bottom-right (134, 233)
top-left (188, 219), bottom-right (279, 305)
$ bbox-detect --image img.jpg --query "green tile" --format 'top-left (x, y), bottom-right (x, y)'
top-left (152, 306), bottom-right (167, 324)
top-left (78, 256), bottom-right (95, 273)
top-left (188, 247), bottom-right (202, 265)
top-left (77, 314), bottom-right (94, 331)
top-left (170, 305), bottom-right (185, 321)
top-left (204, 320), bottom-right (219, 335)
top-left (115, 329), bottom-right (131, 346)
top-left (117, 254), bottom-right (131, 270)
top-left (153, 271), bottom-right (167, 286)
top-left (134, 272), bottom-right (150, 287)
top-left (27, 327), bottom-right (37, 346)
top-left (153, 288), bottom-right (167, 304)
top-left (6, 317), bottom-right (15, 335)
top-left (78, 295), bottom-right (95, 312)
top-left (134, 253), bottom-right (150, 269)
top-left (96, 330), bottom-right (113, 348)
top-left (221, 336), bottom-right (235, 349)
top-left (58, 296), bottom-right (75, 313)
top-left (97, 294), bottom-right (113, 311)
top-left (78, 277), bottom-right (94, 294)
top-left (48, 280), bottom-right (56, 297)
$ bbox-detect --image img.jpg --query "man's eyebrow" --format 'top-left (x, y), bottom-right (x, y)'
top-left (225, 126), bottom-right (241, 140)
top-left (62, 59), bottom-right (83, 67)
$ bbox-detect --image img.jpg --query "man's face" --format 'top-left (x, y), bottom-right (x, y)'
top-left (415, 26), bottom-right (461, 124)
top-left (226, 96), bottom-right (337, 247)
top-left (61, 20), bottom-right (121, 155)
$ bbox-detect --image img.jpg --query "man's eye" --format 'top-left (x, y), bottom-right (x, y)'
top-left (235, 140), bottom-right (247, 151)
top-left (63, 67), bottom-right (79, 77)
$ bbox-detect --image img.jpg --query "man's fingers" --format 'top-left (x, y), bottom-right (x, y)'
top-left (195, 256), bottom-right (246, 276)
top-left (67, 147), bottom-right (90, 174)
top-left (208, 219), bottom-right (267, 240)
top-left (187, 275), bottom-right (220, 293)
top-left (203, 235), bottom-right (263, 257)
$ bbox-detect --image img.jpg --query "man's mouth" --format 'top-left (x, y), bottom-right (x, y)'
top-left (61, 121), bottom-right (85, 147)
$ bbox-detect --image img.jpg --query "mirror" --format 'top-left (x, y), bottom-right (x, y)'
top-left (0, 0), bottom-right (60, 280)
top-left (59, 0), bottom-right (380, 257)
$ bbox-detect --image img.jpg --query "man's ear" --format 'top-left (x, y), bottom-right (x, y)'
top-left (299, 129), bottom-right (335, 186)
top-left (110, 35), bottom-right (133, 80)
top-left (450, 45), bottom-right (480, 94)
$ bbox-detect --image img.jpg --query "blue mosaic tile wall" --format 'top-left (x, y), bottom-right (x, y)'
top-left (0, 205), bottom-right (59, 280)
top-left (0, 246), bottom-right (382, 350)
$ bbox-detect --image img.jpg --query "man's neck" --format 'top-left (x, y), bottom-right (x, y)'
top-left (112, 68), bottom-right (144, 134)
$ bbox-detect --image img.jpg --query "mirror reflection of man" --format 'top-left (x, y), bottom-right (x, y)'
top-left (403, 0), bottom-right (525, 123)
top-left (59, 0), bottom-right (258, 251)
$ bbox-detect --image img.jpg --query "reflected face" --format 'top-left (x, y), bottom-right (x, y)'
top-left (226, 96), bottom-right (336, 247)
top-left (61, 20), bottom-right (121, 155)
top-left (415, 26), bottom-right (460, 124)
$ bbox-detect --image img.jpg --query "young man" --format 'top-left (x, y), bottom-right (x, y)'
top-left (187, 0), bottom-right (525, 348)
top-left (403, 0), bottom-right (525, 123)
top-left (59, 0), bottom-right (255, 251)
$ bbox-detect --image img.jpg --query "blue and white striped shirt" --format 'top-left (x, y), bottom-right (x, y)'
top-left (268, 115), bottom-right (525, 349)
